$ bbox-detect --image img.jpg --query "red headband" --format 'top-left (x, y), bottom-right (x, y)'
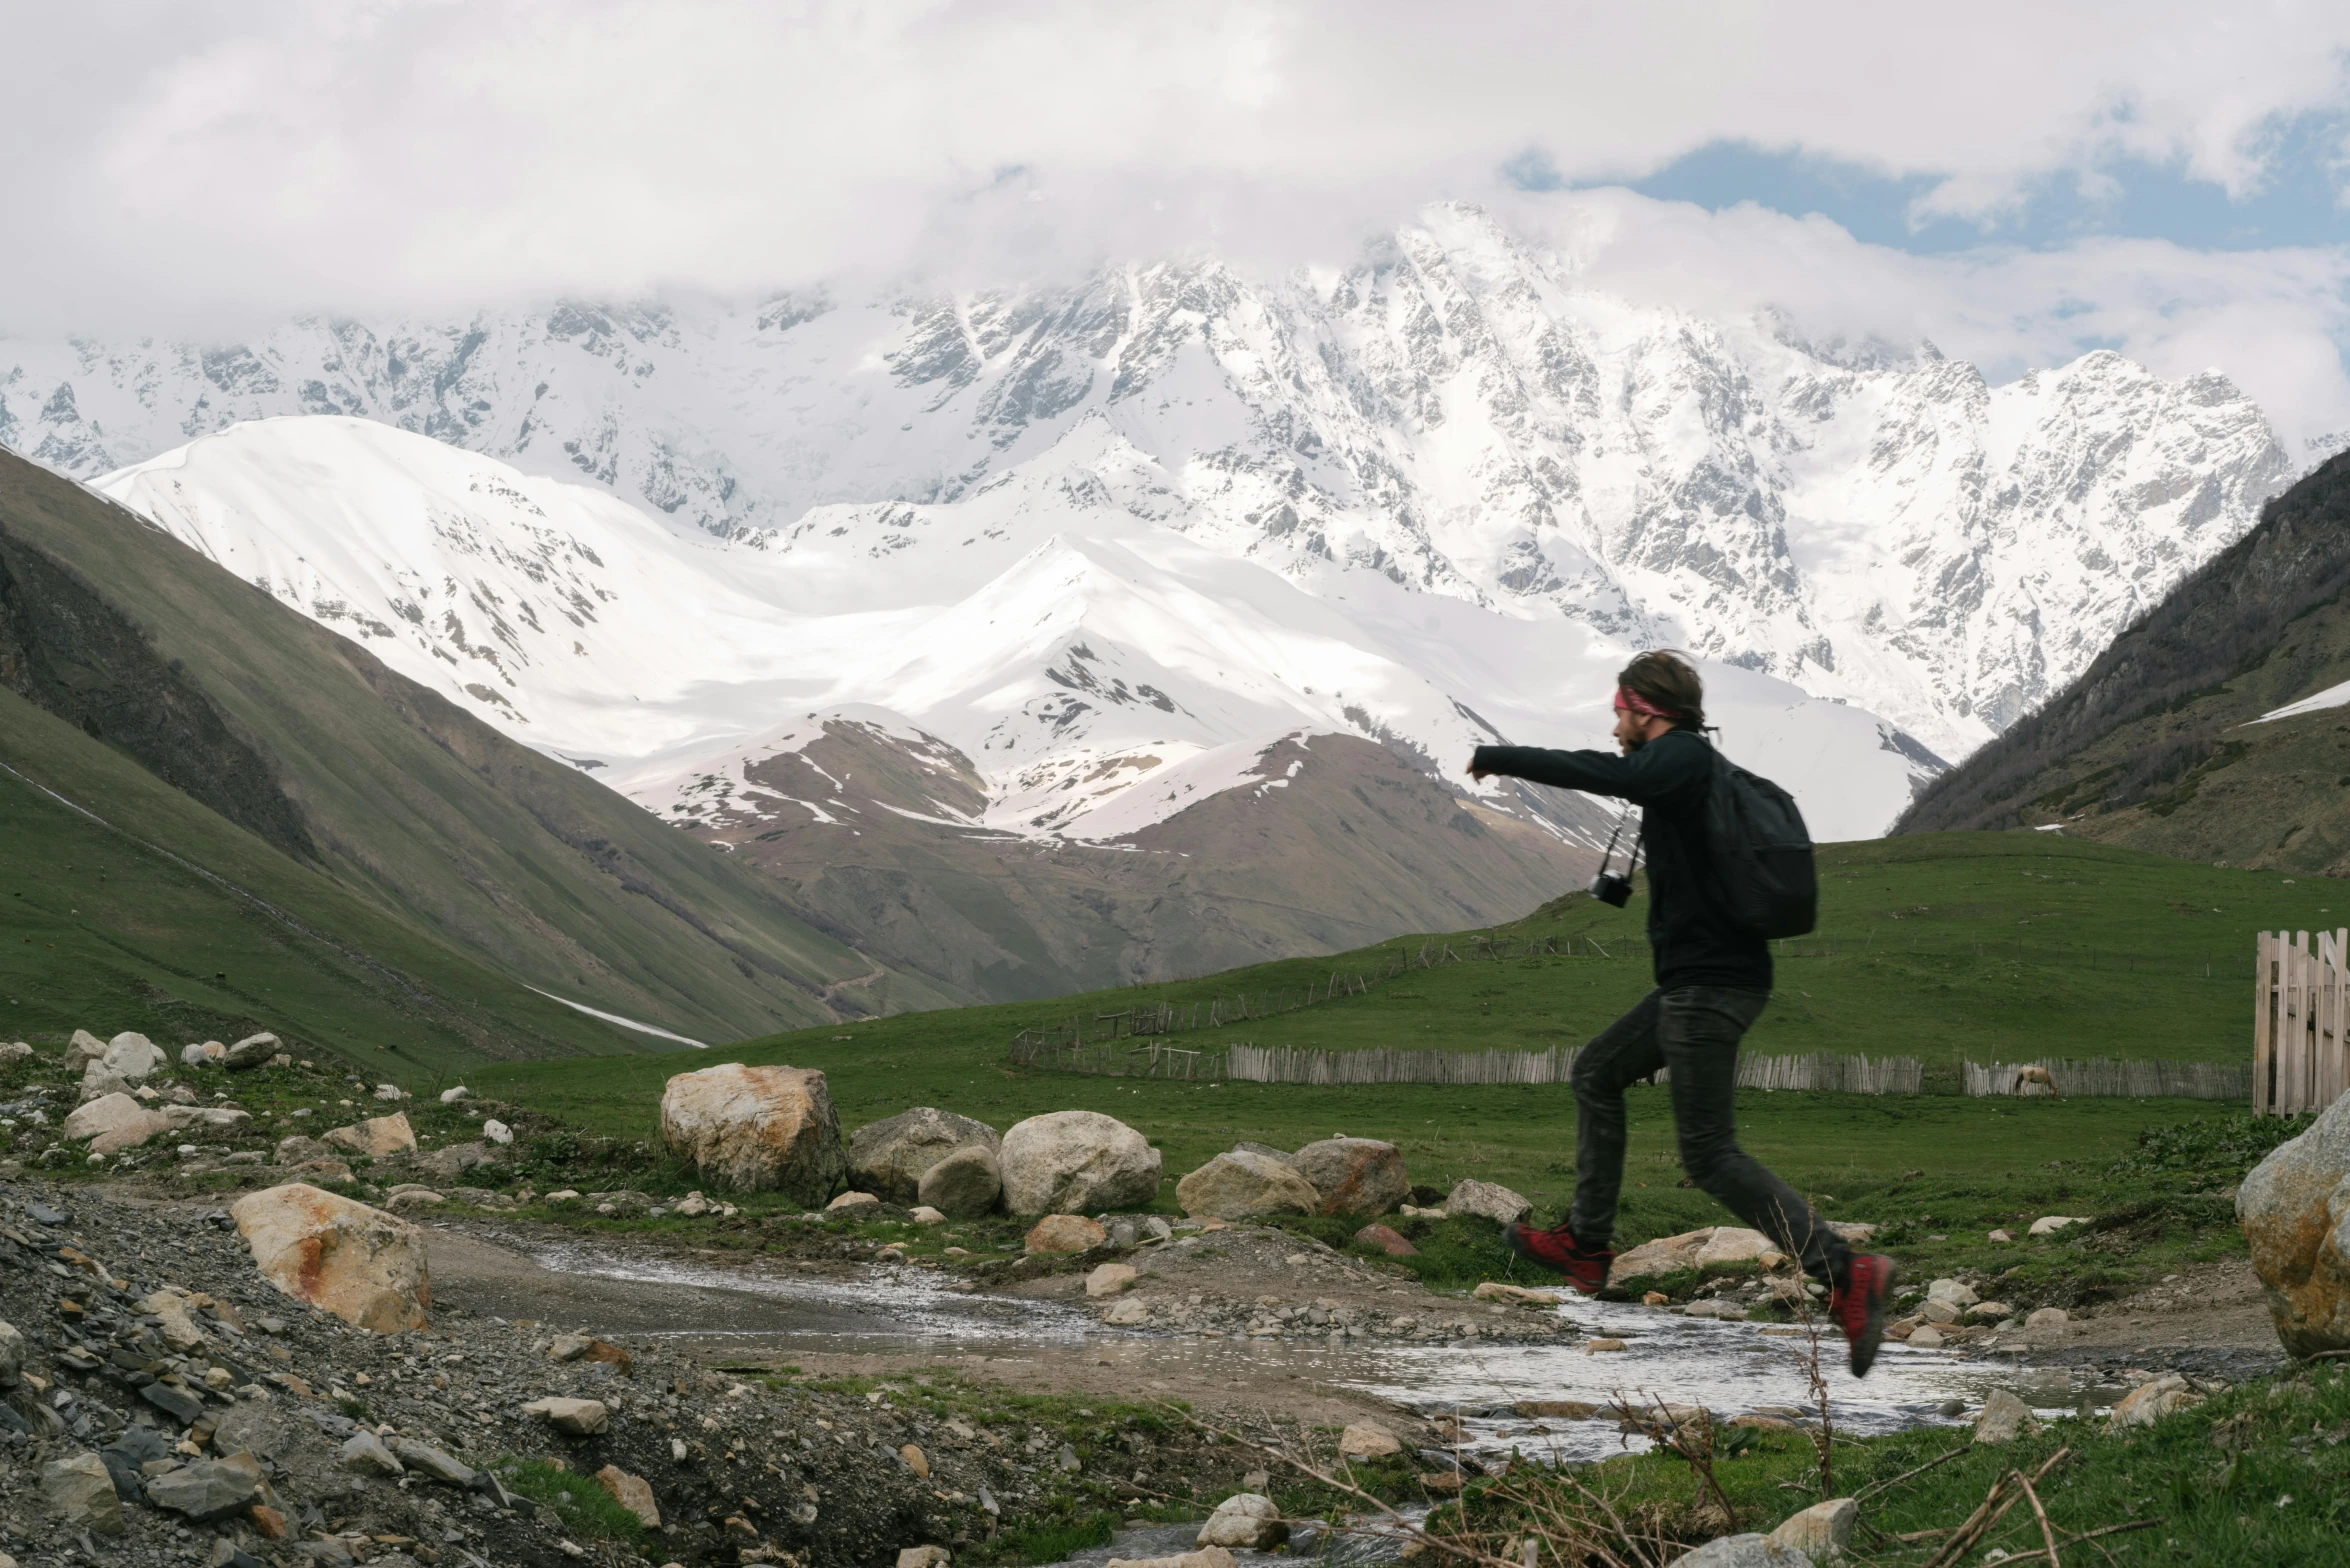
top-left (1614, 686), bottom-right (1674, 719)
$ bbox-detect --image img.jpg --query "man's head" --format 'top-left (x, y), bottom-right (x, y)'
top-left (1612, 650), bottom-right (1704, 751)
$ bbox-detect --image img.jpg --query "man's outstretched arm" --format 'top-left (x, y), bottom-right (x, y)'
top-left (1469, 736), bottom-right (1706, 803)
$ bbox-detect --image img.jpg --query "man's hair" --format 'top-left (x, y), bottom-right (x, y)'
top-left (1618, 649), bottom-right (1706, 727)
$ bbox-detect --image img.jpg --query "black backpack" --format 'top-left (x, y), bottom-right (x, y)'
top-left (1703, 748), bottom-right (1818, 938)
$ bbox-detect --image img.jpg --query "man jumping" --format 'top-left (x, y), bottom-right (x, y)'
top-left (1466, 650), bottom-right (1896, 1376)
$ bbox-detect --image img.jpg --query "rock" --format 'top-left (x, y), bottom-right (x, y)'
top-left (140, 1290), bottom-right (209, 1351)
top-left (522, 1396), bottom-right (610, 1436)
top-left (1926, 1278), bottom-right (1979, 1306)
top-left (918, 1143), bottom-right (1004, 1218)
top-left (2239, 1090), bottom-right (2350, 1357)
top-left (322, 1112), bottom-right (416, 1159)
top-left (1585, 1338), bottom-right (1628, 1352)
top-left (1086, 1263), bottom-right (1138, 1298)
top-left (2024, 1307), bottom-right (2070, 1331)
top-left (43, 1451), bottom-right (124, 1535)
top-left (78, 1062), bottom-right (131, 1103)
top-left (1608, 1227), bottom-right (1715, 1286)
top-left (1287, 1137), bottom-right (1409, 1217)
top-left (339, 1430), bottom-right (405, 1476)
top-left (230, 1183), bottom-right (432, 1333)
top-left (1514, 1399), bottom-right (1601, 1419)
top-left (1966, 1300), bottom-right (2012, 1323)
top-left (287, 1159), bottom-right (354, 1183)
top-left (62, 1092), bottom-right (171, 1156)
top-left (898, 1443), bottom-right (930, 1479)
top-left (439, 1085), bottom-right (470, 1103)
top-left (386, 1188), bottom-right (445, 1213)
top-left (596, 1465), bottom-right (662, 1527)
top-left (1472, 1281), bottom-right (1560, 1305)
top-left (1974, 1389), bottom-right (2031, 1444)
top-left (387, 1438), bottom-right (476, 1486)
top-left (2111, 1373), bottom-right (2200, 1429)
top-left (1353, 1223), bottom-right (1417, 1256)
top-left (1920, 1299), bottom-right (1961, 1325)
top-left (143, 1381), bottom-right (206, 1424)
top-left (1445, 1178), bottom-right (1533, 1224)
top-left (1176, 1151), bottom-right (1321, 1219)
top-left (1102, 1298), bottom-right (1149, 1326)
top-left (2028, 1214), bottom-right (2089, 1236)
top-left (1907, 1325), bottom-right (1945, 1349)
top-left (164, 1105), bottom-right (252, 1136)
top-left (1025, 1214), bottom-right (1107, 1253)
top-left (909, 1204), bottom-right (947, 1224)
top-left (1824, 1221), bottom-right (1877, 1242)
top-left (660, 1062), bottom-right (846, 1201)
top-left (826, 1189), bottom-right (882, 1215)
top-left (1197, 1493), bottom-right (1286, 1550)
top-left (483, 1118), bottom-right (513, 1145)
top-left (274, 1134), bottom-right (331, 1165)
top-left (1000, 1110), bottom-right (1162, 1215)
top-left (67, 1028), bottom-right (108, 1062)
top-left (898, 1550), bottom-right (952, 1568)
top-left (848, 1107), bottom-right (1002, 1204)
top-left (1768, 1497), bottom-right (1856, 1561)
top-left (1336, 1423), bottom-right (1400, 1459)
top-left (221, 1032), bottom-right (280, 1070)
top-left (372, 1082), bottom-right (408, 1101)
top-left (412, 1142), bottom-right (495, 1181)
top-left (1988, 1229), bottom-right (2014, 1243)
top-left (0, 1318), bottom-right (22, 1386)
top-left (1662, 1534), bottom-right (1810, 1567)
top-left (1695, 1227), bottom-right (1774, 1269)
top-left (100, 1032), bottom-right (165, 1079)
top-left (146, 1454), bottom-right (264, 1522)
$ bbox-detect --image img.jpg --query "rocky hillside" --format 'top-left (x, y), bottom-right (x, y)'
top-left (1895, 450), bottom-right (2350, 874)
top-left (0, 446), bottom-right (940, 1052)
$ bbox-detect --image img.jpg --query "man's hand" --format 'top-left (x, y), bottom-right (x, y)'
top-left (1465, 759), bottom-right (1489, 782)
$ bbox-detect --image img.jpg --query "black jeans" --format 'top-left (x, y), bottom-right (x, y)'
top-left (1567, 985), bottom-right (1853, 1286)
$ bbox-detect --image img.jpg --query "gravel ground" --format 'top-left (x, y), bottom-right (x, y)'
top-left (0, 1183), bottom-right (1275, 1568)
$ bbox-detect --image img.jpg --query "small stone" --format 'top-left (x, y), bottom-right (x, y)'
top-left (439, 1086), bottom-right (471, 1103)
top-left (43, 1451), bottom-right (124, 1534)
top-left (595, 1464), bottom-right (662, 1527)
top-left (1966, 1300), bottom-right (2013, 1324)
top-left (1085, 1263), bottom-right (1138, 1298)
top-left (1471, 1281), bottom-right (1559, 1305)
top-left (1974, 1389), bottom-right (2031, 1445)
top-left (1444, 1179), bottom-right (1532, 1224)
top-left (1025, 1214), bottom-right (1107, 1253)
top-left (2024, 1306), bottom-right (2070, 1331)
top-left (1767, 1497), bottom-right (1857, 1561)
top-left (145, 1455), bottom-right (264, 1521)
top-left (338, 1430), bottom-right (404, 1476)
top-left (897, 1550), bottom-right (952, 1568)
top-left (1663, 1534), bottom-right (1809, 1566)
top-left (142, 1381), bottom-right (207, 1424)
top-left (373, 1083), bottom-right (408, 1101)
top-left (1642, 1290), bottom-right (1669, 1306)
top-left (1352, 1223), bottom-right (1417, 1256)
top-left (1585, 1338), bottom-right (1628, 1352)
top-left (899, 1443), bottom-right (929, 1478)
top-left (386, 1437), bottom-right (476, 1486)
top-left (2110, 1373), bottom-right (2199, 1429)
top-left (827, 1190), bottom-right (883, 1213)
top-left (482, 1118), bottom-right (513, 1145)
top-left (909, 1205), bottom-right (947, 1224)
top-left (1987, 1229), bottom-right (2014, 1243)
top-left (1926, 1277), bottom-right (1978, 1306)
top-left (248, 1504), bottom-right (289, 1541)
top-left (918, 1143), bottom-right (1004, 1219)
top-left (1102, 1298), bottom-right (1149, 1326)
top-left (522, 1396), bottom-right (610, 1436)
top-left (1197, 1492), bottom-right (1286, 1550)
top-left (1512, 1400), bottom-right (1600, 1419)
top-left (220, 1032), bottom-right (280, 1070)
top-left (1336, 1423), bottom-right (1400, 1460)
top-left (1920, 1298), bottom-right (1961, 1324)
top-left (1907, 1325), bottom-right (1945, 1349)
top-left (321, 1112), bottom-right (417, 1159)
top-left (2028, 1214), bottom-right (2089, 1237)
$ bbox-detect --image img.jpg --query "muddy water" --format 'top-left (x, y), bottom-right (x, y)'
top-left (503, 1236), bottom-right (2021, 1462)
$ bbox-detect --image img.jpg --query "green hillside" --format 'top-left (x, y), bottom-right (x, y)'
top-left (0, 447), bottom-right (957, 1049)
top-left (0, 681), bottom-right (661, 1071)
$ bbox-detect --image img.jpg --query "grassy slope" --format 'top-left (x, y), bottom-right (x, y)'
top-left (475, 832), bottom-right (2314, 1294)
top-left (0, 684), bottom-right (671, 1073)
top-left (0, 449), bottom-right (960, 1041)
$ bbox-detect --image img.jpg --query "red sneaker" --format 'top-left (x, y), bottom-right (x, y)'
top-left (1831, 1254), bottom-right (1897, 1377)
top-left (1503, 1222), bottom-right (1614, 1296)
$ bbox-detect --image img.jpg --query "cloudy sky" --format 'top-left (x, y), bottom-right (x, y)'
top-left (9, 0), bottom-right (2350, 445)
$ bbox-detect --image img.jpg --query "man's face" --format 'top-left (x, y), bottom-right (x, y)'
top-left (1614, 702), bottom-right (1646, 752)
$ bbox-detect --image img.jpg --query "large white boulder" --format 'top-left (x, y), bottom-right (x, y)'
top-left (999, 1111), bottom-right (1162, 1216)
top-left (323, 1112), bottom-right (417, 1159)
top-left (1287, 1138), bottom-right (1408, 1218)
top-left (230, 1183), bottom-right (431, 1333)
top-left (847, 1107), bottom-right (1000, 1205)
top-left (62, 1093), bottom-right (171, 1156)
top-left (1196, 1493), bottom-right (1286, 1550)
top-left (99, 1033), bottom-right (165, 1081)
top-left (660, 1062), bottom-right (845, 1203)
top-left (1175, 1151), bottom-right (1320, 1220)
top-left (2239, 1089), bottom-right (2350, 1357)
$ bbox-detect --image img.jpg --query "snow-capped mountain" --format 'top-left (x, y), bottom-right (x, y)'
top-left (3, 204), bottom-right (2292, 768)
top-left (92, 416), bottom-right (1929, 851)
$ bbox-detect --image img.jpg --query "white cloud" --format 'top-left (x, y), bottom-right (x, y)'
top-left (3, 2), bottom-right (2348, 444)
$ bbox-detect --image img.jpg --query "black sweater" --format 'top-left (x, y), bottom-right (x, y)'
top-left (1473, 728), bottom-right (1772, 993)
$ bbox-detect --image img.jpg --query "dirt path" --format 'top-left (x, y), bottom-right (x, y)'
top-left (2047, 1259), bottom-right (2282, 1358)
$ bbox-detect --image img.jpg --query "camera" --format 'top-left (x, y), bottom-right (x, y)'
top-left (1588, 871), bottom-right (1634, 907)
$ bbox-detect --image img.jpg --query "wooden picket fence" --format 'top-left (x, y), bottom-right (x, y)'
top-left (1967, 1057), bottom-right (2253, 1101)
top-left (2255, 928), bottom-right (2350, 1114)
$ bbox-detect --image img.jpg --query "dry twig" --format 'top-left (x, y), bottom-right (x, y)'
top-left (1852, 1441), bottom-right (1969, 1504)
top-left (2014, 1469), bottom-right (2061, 1568)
